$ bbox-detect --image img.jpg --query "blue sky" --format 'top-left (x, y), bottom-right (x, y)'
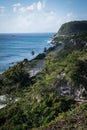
top-left (0, 0), bottom-right (87, 33)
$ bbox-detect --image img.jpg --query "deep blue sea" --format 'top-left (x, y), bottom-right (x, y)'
top-left (0, 33), bottom-right (54, 73)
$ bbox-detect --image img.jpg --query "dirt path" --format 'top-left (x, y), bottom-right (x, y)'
top-left (29, 60), bottom-right (44, 77)
top-left (29, 44), bottom-right (64, 77)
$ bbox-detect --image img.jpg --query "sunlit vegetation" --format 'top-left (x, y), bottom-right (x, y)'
top-left (0, 22), bottom-right (87, 130)
top-left (42, 102), bottom-right (87, 130)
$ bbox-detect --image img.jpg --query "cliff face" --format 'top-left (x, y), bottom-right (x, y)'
top-left (57, 21), bottom-right (87, 35)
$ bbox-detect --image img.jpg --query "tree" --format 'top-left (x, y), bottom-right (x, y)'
top-left (31, 51), bottom-right (35, 56)
top-left (44, 47), bottom-right (47, 53)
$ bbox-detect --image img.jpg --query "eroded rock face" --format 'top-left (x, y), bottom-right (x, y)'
top-left (56, 78), bottom-right (87, 100)
top-left (56, 82), bottom-right (72, 97)
top-left (74, 86), bottom-right (87, 100)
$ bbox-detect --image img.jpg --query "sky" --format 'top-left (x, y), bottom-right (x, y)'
top-left (0, 0), bottom-right (87, 33)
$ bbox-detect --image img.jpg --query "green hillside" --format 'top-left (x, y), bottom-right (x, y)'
top-left (0, 21), bottom-right (87, 130)
top-left (42, 102), bottom-right (87, 130)
top-left (58, 21), bottom-right (87, 35)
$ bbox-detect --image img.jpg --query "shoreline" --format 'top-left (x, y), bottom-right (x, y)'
top-left (0, 33), bottom-right (55, 75)
top-left (0, 42), bottom-right (54, 75)
top-left (0, 42), bottom-right (63, 78)
top-left (0, 43), bottom-right (64, 110)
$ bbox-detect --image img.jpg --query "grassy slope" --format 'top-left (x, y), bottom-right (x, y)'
top-left (0, 22), bottom-right (87, 130)
top-left (41, 102), bottom-right (87, 130)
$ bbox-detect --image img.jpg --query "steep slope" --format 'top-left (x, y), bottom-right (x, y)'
top-left (42, 102), bottom-right (87, 130)
top-left (57, 21), bottom-right (87, 35)
top-left (0, 21), bottom-right (87, 130)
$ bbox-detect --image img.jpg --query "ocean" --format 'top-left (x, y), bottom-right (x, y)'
top-left (0, 33), bottom-right (55, 73)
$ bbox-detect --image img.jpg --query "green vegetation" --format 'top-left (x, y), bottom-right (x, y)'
top-left (57, 21), bottom-right (87, 35)
top-left (0, 21), bottom-right (87, 130)
top-left (42, 102), bottom-right (87, 130)
top-left (35, 53), bottom-right (46, 60)
top-left (0, 62), bottom-right (30, 103)
top-left (0, 94), bottom-right (75, 130)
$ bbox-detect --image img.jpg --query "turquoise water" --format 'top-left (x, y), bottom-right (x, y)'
top-left (0, 33), bottom-right (54, 73)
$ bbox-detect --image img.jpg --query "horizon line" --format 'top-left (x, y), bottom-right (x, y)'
top-left (0, 32), bottom-right (56, 34)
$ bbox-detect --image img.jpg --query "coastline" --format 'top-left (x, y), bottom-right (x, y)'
top-left (0, 33), bottom-right (55, 75)
top-left (27, 43), bottom-right (63, 77)
top-left (0, 43), bottom-right (63, 109)
top-left (0, 42), bottom-right (63, 78)
top-left (0, 42), bottom-right (64, 107)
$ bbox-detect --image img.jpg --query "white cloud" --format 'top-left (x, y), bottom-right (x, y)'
top-left (7, 10), bottom-right (58, 32)
top-left (27, 3), bottom-right (36, 11)
top-left (65, 12), bottom-right (78, 23)
top-left (0, 11), bottom-right (78, 33)
top-left (13, 7), bottom-right (17, 13)
top-left (66, 12), bottom-right (73, 18)
top-left (37, 1), bottom-right (43, 10)
top-left (0, 1), bottom-right (77, 33)
top-left (66, 12), bottom-right (74, 21)
top-left (13, 1), bottom-right (44, 13)
top-left (0, 6), bottom-right (5, 16)
top-left (18, 3), bottom-right (36, 13)
top-left (13, 3), bottom-right (21, 13)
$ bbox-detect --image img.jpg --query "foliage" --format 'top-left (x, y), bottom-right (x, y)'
top-left (42, 102), bottom-right (87, 130)
top-left (0, 24), bottom-right (87, 129)
top-left (0, 94), bottom-right (75, 130)
top-left (1, 62), bottom-right (30, 96)
top-left (58, 21), bottom-right (87, 35)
